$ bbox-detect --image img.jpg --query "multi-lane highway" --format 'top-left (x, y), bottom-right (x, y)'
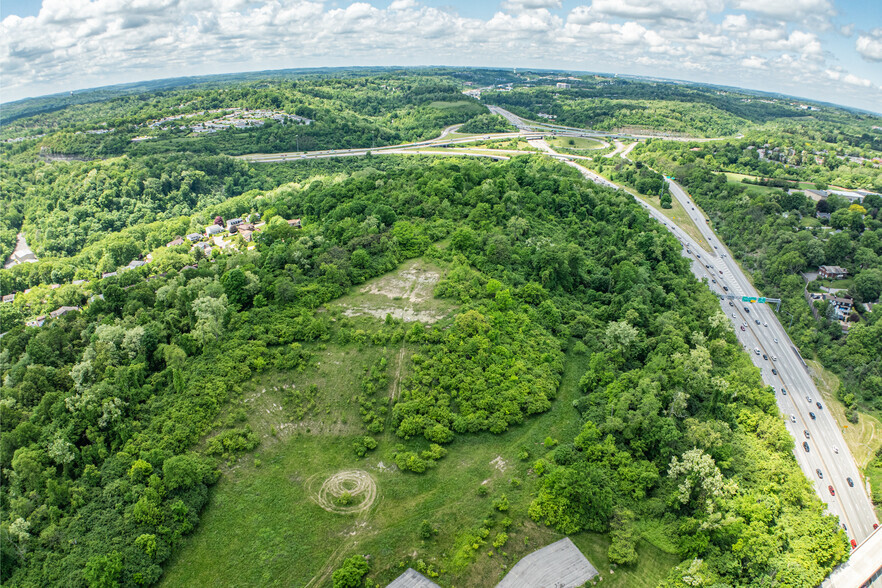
top-left (663, 179), bottom-right (879, 544)
top-left (559, 144), bottom-right (879, 547)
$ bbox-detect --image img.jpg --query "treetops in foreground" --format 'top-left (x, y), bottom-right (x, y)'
top-left (1, 156), bottom-right (849, 587)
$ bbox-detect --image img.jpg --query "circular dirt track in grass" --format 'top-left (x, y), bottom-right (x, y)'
top-left (314, 470), bottom-right (377, 514)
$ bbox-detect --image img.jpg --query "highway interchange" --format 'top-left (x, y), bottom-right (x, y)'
top-left (239, 105), bottom-right (881, 581)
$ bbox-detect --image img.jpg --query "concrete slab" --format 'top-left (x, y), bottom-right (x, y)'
top-left (496, 537), bottom-right (598, 588)
top-left (386, 568), bottom-right (441, 588)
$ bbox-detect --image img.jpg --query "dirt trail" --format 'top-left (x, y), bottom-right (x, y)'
top-left (390, 347), bottom-right (406, 404)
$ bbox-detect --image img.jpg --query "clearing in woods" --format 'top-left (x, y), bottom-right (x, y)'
top-left (332, 258), bottom-right (454, 323)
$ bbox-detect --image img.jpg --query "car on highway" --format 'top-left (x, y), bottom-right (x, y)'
top-left (712, 279), bottom-right (716, 283)
top-left (763, 322), bottom-right (768, 327)
top-left (719, 270), bottom-right (723, 275)
top-left (754, 348), bottom-right (761, 355)
top-left (833, 446), bottom-right (839, 454)
top-left (774, 338), bottom-right (778, 343)
top-left (714, 245), bottom-right (718, 249)
top-left (803, 441), bottom-right (810, 452)
top-left (771, 369), bottom-right (778, 375)
top-left (816, 468), bottom-right (823, 478)
top-left (847, 477), bottom-right (854, 487)
top-left (809, 412), bottom-right (816, 420)
top-left (828, 485), bottom-right (835, 496)
top-left (755, 319), bottom-right (761, 325)
top-left (850, 539), bottom-right (857, 549)
top-left (723, 286), bottom-right (729, 291)
top-left (728, 301), bottom-right (734, 306)
top-left (740, 326), bottom-right (745, 331)
top-left (772, 356), bottom-right (777, 361)
top-left (804, 430), bottom-right (810, 438)
top-left (781, 388), bottom-right (787, 395)
top-left (790, 415), bottom-right (797, 423)
top-left (806, 395), bottom-right (812, 403)
top-left (743, 307), bottom-right (750, 313)
top-left (731, 313), bottom-right (736, 318)
top-left (816, 402), bottom-right (823, 410)
top-left (762, 354), bottom-right (768, 360)
top-left (743, 321), bottom-right (748, 327)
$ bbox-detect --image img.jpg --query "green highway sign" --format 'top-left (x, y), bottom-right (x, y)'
top-left (740, 296), bottom-right (768, 304)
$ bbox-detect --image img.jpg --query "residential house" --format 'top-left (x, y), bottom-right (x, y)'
top-left (72, 279), bottom-right (86, 286)
top-left (50, 306), bottom-right (80, 319)
top-left (166, 236), bottom-right (185, 247)
top-left (829, 296), bottom-right (853, 320)
top-left (186, 233), bottom-right (203, 242)
top-left (227, 218), bottom-right (244, 229)
top-left (205, 224), bottom-right (224, 236)
top-left (101, 271), bottom-right (117, 279)
top-left (26, 316), bottom-right (46, 327)
top-left (124, 260), bottom-right (147, 271)
top-left (556, 82), bottom-right (571, 89)
top-left (180, 265), bottom-right (198, 271)
top-left (2, 293), bottom-right (14, 303)
top-left (819, 265), bottom-right (848, 279)
top-left (816, 212), bottom-right (831, 222)
top-left (287, 218), bottom-right (302, 229)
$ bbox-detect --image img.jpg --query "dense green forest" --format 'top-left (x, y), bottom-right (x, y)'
top-left (1, 153), bottom-right (850, 587)
top-left (4, 68), bottom-right (880, 587)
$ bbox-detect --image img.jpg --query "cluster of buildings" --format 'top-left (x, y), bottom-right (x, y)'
top-left (171, 215), bottom-right (302, 253)
top-left (2, 215), bottom-right (303, 330)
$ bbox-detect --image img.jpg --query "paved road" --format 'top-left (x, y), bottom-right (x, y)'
top-left (664, 179), bottom-right (879, 544)
top-left (557, 151), bottom-right (879, 546)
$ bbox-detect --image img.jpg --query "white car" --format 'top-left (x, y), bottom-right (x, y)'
top-left (774, 338), bottom-right (778, 343)
top-left (763, 322), bottom-right (768, 327)
top-left (790, 415), bottom-right (797, 423)
top-left (732, 313), bottom-right (736, 318)
top-left (833, 446), bottom-right (839, 454)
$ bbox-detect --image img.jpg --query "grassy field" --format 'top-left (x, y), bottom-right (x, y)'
top-left (159, 264), bottom-right (679, 587)
top-left (630, 189), bottom-right (711, 252)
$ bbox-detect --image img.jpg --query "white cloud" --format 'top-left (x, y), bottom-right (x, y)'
top-left (388, 0), bottom-right (417, 10)
top-left (500, 0), bottom-right (561, 10)
top-left (586, 0), bottom-right (723, 21)
top-left (856, 29), bottom-right (882, 62)
top-left (732, 0), bottom-right (833, 19)
top-left (826, 68), bottom-right (874, 88)
top-left (741, 55), bottom-right (767, 69)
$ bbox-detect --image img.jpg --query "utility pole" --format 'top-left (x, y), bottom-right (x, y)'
top-left (295, 135), bottom-right (299, 152)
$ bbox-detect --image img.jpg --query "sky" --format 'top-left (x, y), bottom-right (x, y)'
top-left (1, 0), bottom-right (881, 112)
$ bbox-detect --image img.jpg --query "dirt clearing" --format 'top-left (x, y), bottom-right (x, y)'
top-left (334, 258), bottom-right (454, 323)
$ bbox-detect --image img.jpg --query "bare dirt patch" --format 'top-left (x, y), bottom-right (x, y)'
top-left (490, 456), bottom-right (508, 473)
top-left (308, 470), bottom-right (378, 515)
top-left (335, 258), bottom-right (454, 323)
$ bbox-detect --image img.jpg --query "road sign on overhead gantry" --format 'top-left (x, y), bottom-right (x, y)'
top-left (739, 295), bottom-right (781, 311)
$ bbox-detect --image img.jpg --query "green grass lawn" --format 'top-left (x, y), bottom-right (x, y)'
top-left (160, 341), bottom-right (678, 587)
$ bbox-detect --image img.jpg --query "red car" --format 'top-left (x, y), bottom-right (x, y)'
top-left (850, 539), bottom-right (857, 549)
top-left (829, 485), bottom-right (835, 496)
